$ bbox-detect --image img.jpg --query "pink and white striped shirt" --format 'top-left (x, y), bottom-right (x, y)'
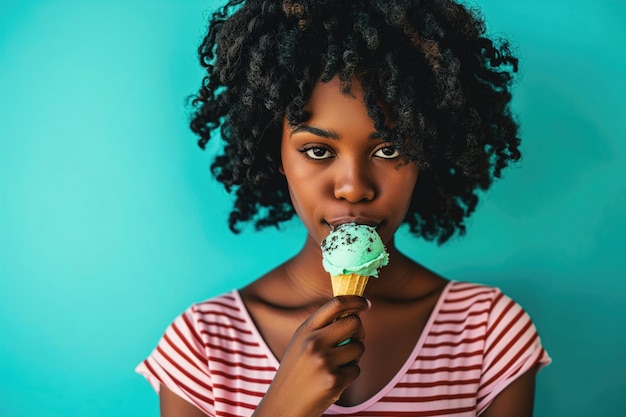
top-left (136, 281), bottom-right (550, 416)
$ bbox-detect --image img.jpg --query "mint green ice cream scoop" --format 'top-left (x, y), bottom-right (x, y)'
top-left (321, 223), bottom-right (389, 278)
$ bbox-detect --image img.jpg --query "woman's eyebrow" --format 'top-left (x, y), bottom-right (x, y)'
top-left (290, 125), bottom-right (339, 139)
top-left (290, 125), bottom-right (382, 140)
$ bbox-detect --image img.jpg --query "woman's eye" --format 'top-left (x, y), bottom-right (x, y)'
top-left (302, 146), bottom-right (333, 160)
top-left (374, 146), bottom-right (400, 159)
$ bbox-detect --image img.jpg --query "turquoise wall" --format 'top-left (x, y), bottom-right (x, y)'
top-left (1, 1), bottom-right (624, 416)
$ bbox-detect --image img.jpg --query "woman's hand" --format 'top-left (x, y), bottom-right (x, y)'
top-left (252, 295), bottom-right (370, 417)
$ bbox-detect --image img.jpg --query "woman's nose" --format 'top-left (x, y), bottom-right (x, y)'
top-left (333, 160), bottom-right (376, 202)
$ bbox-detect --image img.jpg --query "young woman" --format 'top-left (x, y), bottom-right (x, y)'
top-left (137, 1), bottom-right (551, 416)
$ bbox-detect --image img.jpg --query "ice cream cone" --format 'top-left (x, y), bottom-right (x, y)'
top-left (331, 273), bottom-right (369, 297)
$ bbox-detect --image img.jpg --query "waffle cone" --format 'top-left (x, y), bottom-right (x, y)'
top-left (331, 273), bottom-right (369, 297)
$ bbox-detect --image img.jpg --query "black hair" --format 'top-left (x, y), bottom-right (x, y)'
top-left (190, 0), bottom-right (521, 243)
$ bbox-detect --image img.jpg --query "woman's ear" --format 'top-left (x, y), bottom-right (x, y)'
top-left (278, 164), bottom-right (285, 175)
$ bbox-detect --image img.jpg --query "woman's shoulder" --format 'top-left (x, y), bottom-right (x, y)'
top-left (183, 289), bottom-right (247, 317)
top-left (443, 280), bottom-right (511, 304)
top-left (188, 290), bottom-right (242, 312)
top-left (431, 280), bottom-right (550, 361)
top-left (444, 280), bottom-right (499, 295)
top-left (436, 280), bottom-right (532, 329)
top-left (437, 281), bottom-right (549, 358)
top-left (175, 290), bottom-right (255, 339)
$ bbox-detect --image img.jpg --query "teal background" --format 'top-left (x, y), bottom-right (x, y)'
top-left (1, 1), bottom-right (624, 416)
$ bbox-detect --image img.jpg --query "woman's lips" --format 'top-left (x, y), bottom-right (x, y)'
top-left (325, 217), bottom-right (380, 228)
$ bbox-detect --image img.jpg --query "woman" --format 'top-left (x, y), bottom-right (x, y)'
top-left (137, 1), bottom-right (550, 415)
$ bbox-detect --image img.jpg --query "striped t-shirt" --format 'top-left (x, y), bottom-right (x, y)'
top-left (136, 281), bottom-right (550, 416)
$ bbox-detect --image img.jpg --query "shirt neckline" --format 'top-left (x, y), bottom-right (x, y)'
top-left (232, 280), bottom-right (455, 413)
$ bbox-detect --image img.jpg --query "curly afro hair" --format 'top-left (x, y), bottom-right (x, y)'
top-left (190, 0), bottom-right (521, 244)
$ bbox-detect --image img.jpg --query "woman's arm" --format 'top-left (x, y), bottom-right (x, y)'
top-left (160, 385), bottom-right (209, 417)
top-left (480, 367), bottom-right (538, 417)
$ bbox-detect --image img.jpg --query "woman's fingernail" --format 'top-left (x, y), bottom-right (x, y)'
top-left (366, 298), bottom-right (372, 309)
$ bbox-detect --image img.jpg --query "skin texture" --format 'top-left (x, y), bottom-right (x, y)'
top-left (159, 77), bottom-right (538, 416)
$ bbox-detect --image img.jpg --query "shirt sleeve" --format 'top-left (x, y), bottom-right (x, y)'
top-left (136, 305), bottom-right (216, 416)
top-left (476, 289), bottom-right (551, 415)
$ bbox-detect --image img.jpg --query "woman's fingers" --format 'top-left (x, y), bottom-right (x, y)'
top-left (304, 295), bottom-right (370, 331)
top-left (300, 297), bottom-right (368, 360)
top-left (332, 333), bottom-right (366, 366)
top-left (255, 296), bottom-right (370, 416)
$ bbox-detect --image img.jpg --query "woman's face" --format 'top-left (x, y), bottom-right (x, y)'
top-left (280, 76), bottom-right (419, 245)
